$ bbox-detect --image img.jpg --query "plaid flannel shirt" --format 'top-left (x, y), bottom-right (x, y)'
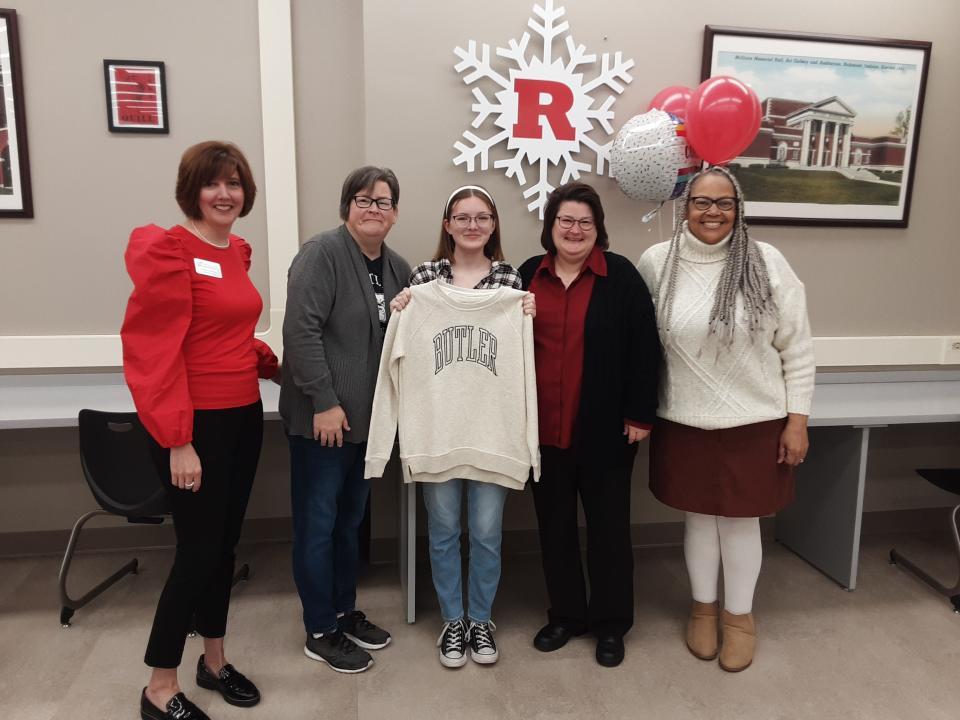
top-left (408, 259), bottom-right (522, 290)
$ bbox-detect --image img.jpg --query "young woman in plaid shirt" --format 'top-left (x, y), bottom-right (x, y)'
top-left (390, 185), bottom-right (534, 668)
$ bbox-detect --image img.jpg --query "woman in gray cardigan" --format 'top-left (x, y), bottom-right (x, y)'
top-left (280, 166), bottom-right (411, 674)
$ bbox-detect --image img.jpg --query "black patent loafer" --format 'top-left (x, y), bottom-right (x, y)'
top-left (533, 622), bottom-right (585, 652)
top-left (196, 654), bottom-right (261, 707)
top-left (140, 688), bottom-right (211, 720)
top-left (595, 633), bottom-right (625, 667)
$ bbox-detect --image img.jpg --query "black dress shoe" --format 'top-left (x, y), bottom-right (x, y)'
top-left (533, 623), bottom-right (584, 652)
top-left (595, 633), bottom-right (625, 667)
top-left (140, 688), bottom-right (211, 720)
top-left (196, 654), bottom-right (261, 707)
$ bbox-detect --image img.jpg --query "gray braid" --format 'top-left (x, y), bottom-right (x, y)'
top-left (657, 166), bottom-right (775, 347)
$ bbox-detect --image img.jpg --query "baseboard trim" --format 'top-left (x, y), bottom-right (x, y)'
top-left (3, 509), bottom-right (946, 561)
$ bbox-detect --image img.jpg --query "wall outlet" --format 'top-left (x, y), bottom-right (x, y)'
top-left (943, 337), bottom-right (960, 364)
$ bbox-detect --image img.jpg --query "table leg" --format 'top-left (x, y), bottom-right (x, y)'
top-left (776, 426), bottom-right (872, 590)
top-left (399, 474), bottom-right (417, 624)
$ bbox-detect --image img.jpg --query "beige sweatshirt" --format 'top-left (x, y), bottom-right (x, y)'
top-left (364, 280), bottom-right (540, 490)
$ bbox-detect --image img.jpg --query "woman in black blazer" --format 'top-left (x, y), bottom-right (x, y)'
top-left (519, 182), bottom-right (661, 667)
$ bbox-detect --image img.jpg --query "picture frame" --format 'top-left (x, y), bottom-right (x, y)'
top-left (702, 25), bottom-right (932, 227)
top-left (0, 8), bottom-right (33, 218)
top-left (103, 59), bottom-right (169, 134)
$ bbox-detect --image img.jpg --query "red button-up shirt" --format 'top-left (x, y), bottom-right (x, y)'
top-left (529, 246), bottom-right (650, 449)
top-left (529, 247), bottom-right (604, 449)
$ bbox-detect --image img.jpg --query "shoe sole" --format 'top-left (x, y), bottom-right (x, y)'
top-left (196, 675), bottom-right (261, 707)
top-left (470, 649), bottom-right (499, 664)
top-left (719, 659), bottom-right (752, 673)
top-left (303, 645), bottom-right (374, 673)
top-left (685, 643), bottom-right (718, 661)
top-left (439, 652), bottom-right (468, 668)
top-left (344, 632), bottom-right (392, 651)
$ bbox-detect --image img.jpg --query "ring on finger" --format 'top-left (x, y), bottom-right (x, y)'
top-left (185, 481), bottom-right (195, 488)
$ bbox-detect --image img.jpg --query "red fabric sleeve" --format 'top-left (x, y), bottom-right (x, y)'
top-left (254, 339), bottom-right (279, 379)
top-left (120, 225), bottom-right (195, 448)
top-left (235, 238), bottom-right (278, 379)
top-left (236, 236), bottom-right (253, 270)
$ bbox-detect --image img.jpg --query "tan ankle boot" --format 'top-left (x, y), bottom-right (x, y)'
top-left (719, 610), bottom-right (755, 672)
top-left (685, 601), bottom-right (719, 660)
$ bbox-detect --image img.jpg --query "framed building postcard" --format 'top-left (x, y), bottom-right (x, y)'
top-left (702, 26), bottom-right (931, 227)
top-left (103, 59), bottom-right (169, 134)
top-left (1, 8), bottom-right (33, 218)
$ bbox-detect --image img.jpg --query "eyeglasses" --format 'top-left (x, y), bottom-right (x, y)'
top-left (353, 195), bottom-right (395, 211)
top-left (689, 196), bottom-right (737, 212)
top-left (556, 216), bottom-right (595, 231)
top-left (449, 213), bottom-right (494, 229)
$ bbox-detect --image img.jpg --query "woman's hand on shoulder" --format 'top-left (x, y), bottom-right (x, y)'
top-left (389, 287), bottom-right (412, 313)
top-left (778, 414), bottom-right (809, 466)
top-left (522, 292), bottom-right (536, 318)
top-left (169, 443), bottom-right (202, 492)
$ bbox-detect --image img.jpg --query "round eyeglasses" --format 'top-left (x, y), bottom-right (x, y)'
top-left (556, 216), bottom-right (595, 231)
top-left (449, 213), bottom-right (494, 229)
top-left (689, 196), bottom-right (737, 212)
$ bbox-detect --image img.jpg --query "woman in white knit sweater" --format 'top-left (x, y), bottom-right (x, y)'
top-left (637, 166), bottom-right (815, 672)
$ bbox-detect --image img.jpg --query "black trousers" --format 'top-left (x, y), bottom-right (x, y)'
top-left (531, 445), bottom-right (635, 637)
top-left (144, 400), bottom-right (263, 669)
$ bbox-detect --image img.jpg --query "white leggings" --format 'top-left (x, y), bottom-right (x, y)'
top-left (683, 512), bottom-right (762, 615)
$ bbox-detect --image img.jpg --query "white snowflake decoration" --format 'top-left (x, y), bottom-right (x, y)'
top-left (453, 0), bottom-right (634, 218)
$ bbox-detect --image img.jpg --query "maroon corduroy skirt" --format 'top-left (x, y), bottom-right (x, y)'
top-left (649, 417), bottom-right (794, 517)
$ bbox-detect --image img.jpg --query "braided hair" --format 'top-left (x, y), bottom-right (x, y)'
top-left (657, 166), bottom-right (775, 347)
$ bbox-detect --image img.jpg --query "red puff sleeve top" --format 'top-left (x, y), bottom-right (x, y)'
top-left (121, 224), bottom-right (278, 448)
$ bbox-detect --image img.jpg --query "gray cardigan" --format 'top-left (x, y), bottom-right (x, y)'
top-left (279, 225), bottom-right (411, 442)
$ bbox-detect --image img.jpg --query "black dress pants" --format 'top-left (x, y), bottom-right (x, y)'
top-left (144, 400), bottom-right (263, 669)
top-left (531, 445), bottom-right (635, 637)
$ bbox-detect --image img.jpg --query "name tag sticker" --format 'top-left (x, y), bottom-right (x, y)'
top-left (193, 258), bottom-right (223, 278)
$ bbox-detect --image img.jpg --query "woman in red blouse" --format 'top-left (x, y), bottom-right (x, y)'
top-left (121, 141), bottom-right (278, 720)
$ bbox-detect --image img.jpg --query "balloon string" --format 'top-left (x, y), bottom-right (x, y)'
top-left (641, 202), bottom-right (664, 223)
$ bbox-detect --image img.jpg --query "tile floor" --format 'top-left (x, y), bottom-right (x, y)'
top-left (1, 532), bottom-right (958, 719)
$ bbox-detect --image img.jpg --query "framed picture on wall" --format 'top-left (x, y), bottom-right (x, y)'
top-left (702, 26), bottom-right (932, 227)
top-left (0, 8), bottom-right (34, 218)
top-left (103, 59), bottom-right (169, 134)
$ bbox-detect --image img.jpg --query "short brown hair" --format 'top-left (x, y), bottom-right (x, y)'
top-left (433, 186), bottom-right (504, 262)
top-left (175, 141), bottom-right (256, 219)
top-left (339, 166), bottom-right (400, 221)
top-left (539, 182), bottom-right (609, 254)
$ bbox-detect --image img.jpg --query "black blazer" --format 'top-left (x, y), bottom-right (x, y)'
top-left (519, 251), bottom-right (661, 467)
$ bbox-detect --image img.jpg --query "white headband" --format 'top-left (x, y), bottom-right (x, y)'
top-left (444, 185), bottom-right (495, 215)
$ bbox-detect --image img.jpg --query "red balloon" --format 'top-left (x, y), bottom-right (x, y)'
top-left (685, 76), bottom-right (762, 165)
top-left (647, 85), bottom-right (693, 119)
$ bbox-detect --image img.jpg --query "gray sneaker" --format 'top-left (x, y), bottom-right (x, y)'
top-left (338, 610), bottom-right (392, 650)
top-left (304, 630), bottom-right (373, 673)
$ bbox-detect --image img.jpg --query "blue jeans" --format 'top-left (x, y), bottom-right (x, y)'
top-left (421, 479), bottom-right (508, 624)
top-left (288, 436), bottom-right (370, 634)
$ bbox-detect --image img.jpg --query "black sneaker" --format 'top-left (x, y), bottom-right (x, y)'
top-left (338, 610), bottom-right (392, 650)
top-left (468, 620), bottom-right (499, 664)
top-left (304, 630), bottom-right (373, 673)
top-left (436, 618), bottom-right (468, 668)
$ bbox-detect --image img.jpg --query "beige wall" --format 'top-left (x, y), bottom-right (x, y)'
top-left (0, 0), bottom-right (269, 336)
top-left (2, 0), bottom-right (960, 544)
top-left (358, 0), bottom-right (960, 337)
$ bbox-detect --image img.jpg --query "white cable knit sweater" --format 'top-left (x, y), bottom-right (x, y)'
top-left (636, 224), bottom-right (815, 430)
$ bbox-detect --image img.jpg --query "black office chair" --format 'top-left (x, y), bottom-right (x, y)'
top-left (889, 468), bottom-right (960, 613)
top-left (58, 409), bottom-right (250, 627)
